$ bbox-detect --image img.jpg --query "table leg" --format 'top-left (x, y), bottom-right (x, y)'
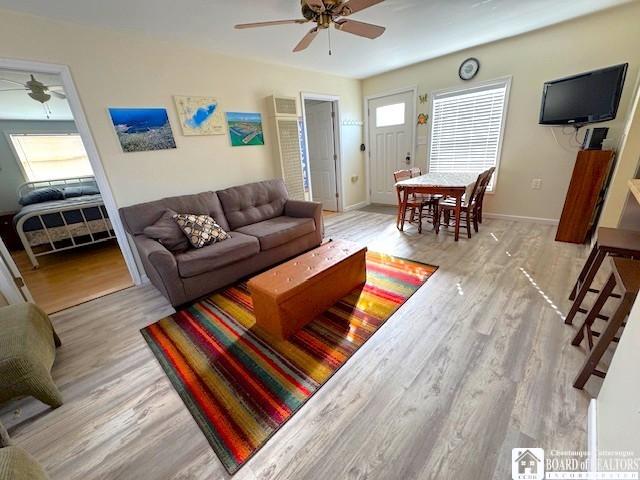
top-left (395, 187), bottom-right (403, 229)
top-left (400, 188), bottom-right (410, 231)
top-left (454, 194), bottom-right (462, 241)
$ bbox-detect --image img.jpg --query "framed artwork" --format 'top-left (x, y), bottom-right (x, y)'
top-left (225, 112), bottom-right (265, 147)
top-left (173, 96), bottom-right (225, 136)
top-left (108, 107), bottom-right (176, 152)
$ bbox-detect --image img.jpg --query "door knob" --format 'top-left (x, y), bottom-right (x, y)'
top-left (405, 152), bottom-right (411, 165)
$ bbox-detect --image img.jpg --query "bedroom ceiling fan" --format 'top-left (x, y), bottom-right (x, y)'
top-left (0, 74), bottom-right (67, 104)
top-left (235, 0), bottom-right (386, 54)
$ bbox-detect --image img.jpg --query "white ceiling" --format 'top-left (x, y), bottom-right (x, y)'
top-left (0, 70), bottom-right (73, 120)
top-left (0, 0), bottom-right (632, 78)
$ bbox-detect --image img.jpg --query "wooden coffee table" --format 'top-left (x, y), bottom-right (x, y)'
top-left (247, 240), bottom-right (367, 340)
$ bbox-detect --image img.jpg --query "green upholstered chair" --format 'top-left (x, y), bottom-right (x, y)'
top-left (0, 421), bottom-right (49, 480)
top-left (0, 303), bottom-right (62, 408)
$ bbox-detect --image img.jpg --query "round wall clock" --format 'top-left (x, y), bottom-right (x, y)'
top-left (459, 58), bottom-right (480, 81)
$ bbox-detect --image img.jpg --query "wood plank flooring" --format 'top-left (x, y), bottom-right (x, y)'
top-left (10, 240), bottom-right (133, 314)
top-left (0, 210), bottom-right (605, 479)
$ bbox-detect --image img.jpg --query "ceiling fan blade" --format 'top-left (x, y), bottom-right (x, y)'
top-left (293, 27), bottom-right (319, 52)
top-left (0, 88), bottom-right (27, 92)
top-left (305, 0), bottom-right (326, 12)
top-left (340, 0), bottom-right (384, 15)
top-left (334, 19), bottom-right (385, 39)
top-left (0, 78), bottom-right (25, 87)
top-left (235, 19), bottom-right (307, 29)
top-left (49, 90), bottom-right (67, 99)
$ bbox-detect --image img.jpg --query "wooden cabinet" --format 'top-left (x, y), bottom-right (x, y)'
top-left (556, 150), bottom-right (614, 244)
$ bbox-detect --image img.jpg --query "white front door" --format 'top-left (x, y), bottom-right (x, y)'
top-left (368, 91), bottom-right (415, 204)
top-left (0, 237), bottom-right (32, 304)
top-left (305, 101), bottom-right (338, 211)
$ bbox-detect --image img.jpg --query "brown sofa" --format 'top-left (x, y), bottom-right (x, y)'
top-left (119, 179), bottom-right (323, 306)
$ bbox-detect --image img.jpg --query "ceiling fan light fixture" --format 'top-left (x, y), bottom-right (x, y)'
top-left (235, 0), bottom-right (386, 54)
top-left (28, 91), bottom-right (51, 104)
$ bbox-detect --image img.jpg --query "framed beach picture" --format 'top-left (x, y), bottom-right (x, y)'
top-left (226, 112), bottom-right (265, 147)
top-left (108, 107), bottom-right (176, 153)
top-left (174, 96), bottom-right (225, 136)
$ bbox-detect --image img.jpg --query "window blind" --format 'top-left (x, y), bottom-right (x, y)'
top-left (10, 134), bottom-right (93, 182)
top-left (429, 81), bottom-right (508, 190)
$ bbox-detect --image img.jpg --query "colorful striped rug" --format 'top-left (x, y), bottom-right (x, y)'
top-left (141, 251), bottom-right (437, 474)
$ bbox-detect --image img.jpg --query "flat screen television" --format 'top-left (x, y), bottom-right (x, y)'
top-left (539, 63), bottom-right (628, 125)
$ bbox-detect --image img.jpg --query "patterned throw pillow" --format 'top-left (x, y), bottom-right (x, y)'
top-left (172, 214), bottom-right (230, 249)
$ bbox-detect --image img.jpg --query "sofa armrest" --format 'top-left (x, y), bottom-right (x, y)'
top-left (285, 199), bottom-right (323, 237)
top-left (133, 235), bottom-right (186, 305)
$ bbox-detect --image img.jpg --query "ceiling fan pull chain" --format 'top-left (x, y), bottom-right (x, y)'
top-left (328, 25), bottom-right (332, 56)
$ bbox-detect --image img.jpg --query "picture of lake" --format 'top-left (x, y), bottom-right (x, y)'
top-left (174, 96), bottom-right (225, 136)
top-left (226, 112), bottom-right (265, 147)
top-left (108, 107), bottom-right (177, 152)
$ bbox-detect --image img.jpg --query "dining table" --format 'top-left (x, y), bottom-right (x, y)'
top-left (395, 172), bottom-right (479, 241)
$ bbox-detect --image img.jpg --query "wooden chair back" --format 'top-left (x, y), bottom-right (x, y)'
top-left (393, 169), bottom-right (412, 183)
top-left (394, 169), bottom-right (412, 205)
top-left (409, 167), bottom-right (422, 178)
top-left (476, 167), bottom-right (495, 202)
top-left (466, 171), bottom-right (487, 206)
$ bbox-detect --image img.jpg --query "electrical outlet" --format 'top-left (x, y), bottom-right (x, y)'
top-left (531, 178), bottom-right (542, 190)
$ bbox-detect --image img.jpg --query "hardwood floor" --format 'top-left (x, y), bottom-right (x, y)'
top-left (10, 240), bottom-right (133, 314)
top-left (1, 210), bottom-right (607, 479)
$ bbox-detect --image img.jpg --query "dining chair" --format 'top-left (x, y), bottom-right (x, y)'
top-left (437, 170), bottom-right (487, 239)
top-left (394, 170), bottom-right (439, 233)
top-left (476, 167), bottom-right (495, 224)
top-left (409, 167), bottom-right (441, 231)
top-left (409, 167), bottom-right (422, 177)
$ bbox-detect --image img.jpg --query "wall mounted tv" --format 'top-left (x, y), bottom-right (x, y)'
top-left (539, 63), bottom-right (628, 126)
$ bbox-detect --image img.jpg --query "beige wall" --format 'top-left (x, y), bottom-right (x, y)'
top-left (362, 3), bottom-right (640, 221)
top-left (0, 9), bottom-right (366, 210)
top-left (600, 79), bottom-right (640, 228)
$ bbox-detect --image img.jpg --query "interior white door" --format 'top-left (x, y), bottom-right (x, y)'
top-left (368, 91), bottom-right (415, 204)
top-left (305, 101), bottom-right (338, 211)
top-left (0, 237), bottom-right (32, 304)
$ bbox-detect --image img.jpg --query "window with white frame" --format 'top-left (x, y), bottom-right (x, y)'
top-left (9, 133), bottom-right (93, 182)
top-left (429, 79), bottom-right (510, 190)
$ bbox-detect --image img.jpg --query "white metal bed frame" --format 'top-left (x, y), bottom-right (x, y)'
top-left (15, 176), bottom-right (116, 268)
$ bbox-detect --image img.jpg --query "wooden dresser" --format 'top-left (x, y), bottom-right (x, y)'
top-left (556, 149), bottom-right (615, 244)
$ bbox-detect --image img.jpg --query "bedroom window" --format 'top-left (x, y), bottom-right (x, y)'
top-left (9, 133), bottom-right (93, 182)
top-left (429, 78), bottom-right (510, 191)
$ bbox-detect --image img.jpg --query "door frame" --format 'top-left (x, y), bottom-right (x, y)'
top-left (0, 57), bottom-right (142, 285)
top-left (364, 86), bottom-right (418, 205)
top-left (300, 92), bottom-right (344, 212)
top-left (0, 236), bottom-right (32, 304)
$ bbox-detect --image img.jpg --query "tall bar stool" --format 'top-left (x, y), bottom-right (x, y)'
top-left (572, 257), bottom-right (640, 389)
top-left (565, 227), bottom-right (640, 325)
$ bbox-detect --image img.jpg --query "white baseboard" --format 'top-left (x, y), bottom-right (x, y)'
top-left (483, 212), bottom-right (559, 225)
top-left (343, 201), bottom-right (370, 212)
top-left (588, 399), bottom-right (598, 475)
top-left (139, 274), bottom-right (150, 286)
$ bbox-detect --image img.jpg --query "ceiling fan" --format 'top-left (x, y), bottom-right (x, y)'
top-left (235, 0), bottom-right (386, 54)
top-left (0, 74), bottom-right (67, 104)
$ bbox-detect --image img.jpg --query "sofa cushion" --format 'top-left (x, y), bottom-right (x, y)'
top-left (217, 179), bottom-right (289, 230)
top-left (175, 232), bottom-right (259, 278)
top-left (235, 216), bottom-right (315, 251)
top-left (119, 191), bottom-right (229, 236)
top-left (143, 209), bottom-right (190, 252)
top-left (173, 214), bottom-right (230, 249)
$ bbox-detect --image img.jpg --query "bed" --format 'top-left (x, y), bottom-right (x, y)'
top-left (13, 176), bottom-right (115, 268)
